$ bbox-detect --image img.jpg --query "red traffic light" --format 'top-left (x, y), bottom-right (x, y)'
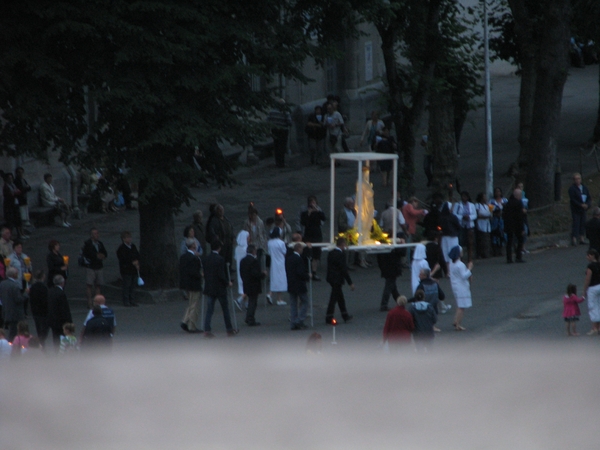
top-left (331, 318), bottom-right (337, 326)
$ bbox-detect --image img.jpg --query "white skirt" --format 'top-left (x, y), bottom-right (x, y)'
top-left (455, 296), bottom-right (472, 309)
top-left (587, 284), bottom-right (600, 322)
top-left (441, 236), bottom-right (459, 262)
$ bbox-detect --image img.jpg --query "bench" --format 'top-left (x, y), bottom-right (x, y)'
top-left (29, 205), bottom-right (56, 227)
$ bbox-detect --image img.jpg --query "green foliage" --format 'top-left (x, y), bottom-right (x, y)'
top-left (0, 0), bottom-right (352, 212)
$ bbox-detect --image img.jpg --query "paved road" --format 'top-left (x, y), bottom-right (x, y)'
top-left (16, 66), bottom-right (600, 351)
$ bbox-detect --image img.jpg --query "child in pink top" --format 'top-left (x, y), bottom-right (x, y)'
top-left (563, 284), bottom-right (584, 336)
top-left (11, 321), bottom-right (31, 355)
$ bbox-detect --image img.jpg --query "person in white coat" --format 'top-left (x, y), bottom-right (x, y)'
top-left (411, 244), bottom-right (430, 295)
top-left (267, 227), bottom-right (287, 306)
top-left (448, 245), bottom-right (473, 331)
top-left (234, 230), bottom-right (249, 310)
top-left (452, 191), bottom-right (477, 262)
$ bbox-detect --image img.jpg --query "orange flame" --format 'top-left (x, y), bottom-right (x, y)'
top-left (331, 318), bottom-right (337, 325)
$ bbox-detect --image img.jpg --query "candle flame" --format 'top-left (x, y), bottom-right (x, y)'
top-left (331, 319), bottom-right (337, 325)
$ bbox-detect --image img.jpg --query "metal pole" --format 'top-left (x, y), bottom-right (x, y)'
top-left (484, 0), bottom-right (494, 199)
top-left (357, 161), bottom-right (363, 245)
top-left (226, 263), bottom-right (238, 330)
top-left (330, 155), bottom-right (335, 243)
top-left (308, 256), bottom-right (314, 328)
top-left (392, 158), bottom-right (398, 241)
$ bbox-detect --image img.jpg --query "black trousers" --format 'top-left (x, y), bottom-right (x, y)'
top-left (380, 277), bottom-right (399, 308)
top-left (272, 129), bottom-right (289, 168)
top-left (33, 316), bottom-right (50, 347)
top-left (506, 230), bottom-right (524, 262)
top-left (326, 284), bottom-right (350, 320)
top-left (245, 294), bottom-right (258, 324)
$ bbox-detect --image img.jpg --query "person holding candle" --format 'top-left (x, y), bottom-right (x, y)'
top-left (0, 226), bottom-right (14, 278)
top-left (46, 239), bottom-right (68, 288)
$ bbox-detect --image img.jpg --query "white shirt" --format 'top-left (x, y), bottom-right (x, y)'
top-left (452, 202), bottom-right (477, 229)
top-left (475, 203), bottom-right (492, 233)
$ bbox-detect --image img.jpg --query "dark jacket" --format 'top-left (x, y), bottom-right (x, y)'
top-left (203, 251), bottom-right (229, 298)
top-left (503, 196), bottom-right (525, 233)
top-left (286, 252), bottom-right (309, 294)
top-left (440, 211), bottom-right (461, 237)
top-left (46, 251), bottom-right (67, 286)
top-left (47, 286), bottom-right (72, 329)
top-left (116, 243), bottom-right (140, 276)
top-left (82, 316), bottom-right (113, 348)
top-left (377, 249), bottom-right (403, 279)
top-left (417, 278), bottom-right (445, 306)
top-left (326, 248), bottom-right (352, 286)
top-left (408, 301), bottom-right (437, 337)
top-left (569, 183), bottom-right (592, 214)
top-left (179, 251), bottom-right (203, 292)
top-left (0, 278), bottom-right (25, 323)
top-left (29, 281), bottom-right (49, 317)
top-left (239, 254), bottom-right (263, 296)
top-left (300, 209), bottom-right (326, 242)
top-left (14, 175), bottom-right (31, 206)
top-left (82, 238), bottom-right (108, 270)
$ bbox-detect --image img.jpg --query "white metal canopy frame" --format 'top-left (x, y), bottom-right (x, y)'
top-left (328, 152), bottom-right (411, 252)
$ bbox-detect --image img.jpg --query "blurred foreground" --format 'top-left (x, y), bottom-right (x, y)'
top-left (1, 341), bottom-right (598, 449)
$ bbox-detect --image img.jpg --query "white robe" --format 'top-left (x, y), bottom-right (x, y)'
top-left (411, 244), bottom-right (430, 294)
top-left (268, 238), bottom-right (288, 292)
top-left (449, 260), bottom-right (472, 308)
top-left (235, 230), bottom-right (249, 295)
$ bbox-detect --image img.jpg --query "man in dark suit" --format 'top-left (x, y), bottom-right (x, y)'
top-left (286, 242), bottom-right (311, 330)
top-left (180, 238), bottom-right (203, 333)
top-left (239, 244), bottom-right (265, 326)
top-left (203, 240), bottom-right (236, 338)
top-left (325, 237), bottom-right (354, 324)
top-left (47, 274), bottom-right (73, 351)
top-left (503, 189), bottom-right (526, 264)
top-left (0, 267), bottom-right (27, 341)
top-left (377, 248), bottom-right (403, 311)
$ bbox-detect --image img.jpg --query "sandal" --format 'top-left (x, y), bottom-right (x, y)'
top-left (454, 324), bottom-right (466, 331)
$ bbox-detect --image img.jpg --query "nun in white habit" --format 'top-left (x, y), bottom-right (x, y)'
top-left (411, 243), bottom-right (430, 295)
top-left (448, 245), bottom-right (473, 331)
top-left (234, 230), bottom-right (250, 308)
top-left (267, 227), bottom-right (288, 306)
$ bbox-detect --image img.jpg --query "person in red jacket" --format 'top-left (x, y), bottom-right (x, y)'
top-left (382, 295), bottom-right (414, 351)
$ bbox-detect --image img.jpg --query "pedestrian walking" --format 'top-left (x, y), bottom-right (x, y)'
top-left (503, 189), bottom-right (526, 263)
top-left (47, 275), bottom-right (72, 352)
top-left (448, 246), bottom-right (472, 331)
top-left (203, 240), bottom-right (237, 338)
top-left (377, 248), bottom-right (402, 312)
top-left (563, 284), bottom-right (584, 336)
top-left (382, 295), bottom-right (414, 352)
top-left (0, 267), bottom-right (26, 341)
top-left (267, 227), bottom-right (287, 306)
top-left (407, 290), bottom-right (437, 352)
top-left (325, 237), bottom-right (354, 324)
top-left (179, 238), bottom-right (203, 333)
top-left (286, 242), bottom-right (310, 330)
top-left (116, 231), bottom-right (140, 307)
top-left (240, 244), bottom-right (265, 326)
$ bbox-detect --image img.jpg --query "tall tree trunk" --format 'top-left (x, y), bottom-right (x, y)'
top-left (515, 56), bottom-right (537, 169)
top-left (507, 0), bottom-right (539, 177)
top-left (429, 91), bottom-right (458, 195)
top-left (526, 0), bottom-right (571, 209)
top-left (138, 190), bottom-right (179, 289)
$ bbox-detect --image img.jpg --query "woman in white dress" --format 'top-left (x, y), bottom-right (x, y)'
top-left (267, 227), bottom-right (287, 306)
top-left (411, 244), bottom-right (430, 295)
top-left (234, 230), bottom-right (249, 309)
top-left (448, 245), bottom-right (473, 331)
